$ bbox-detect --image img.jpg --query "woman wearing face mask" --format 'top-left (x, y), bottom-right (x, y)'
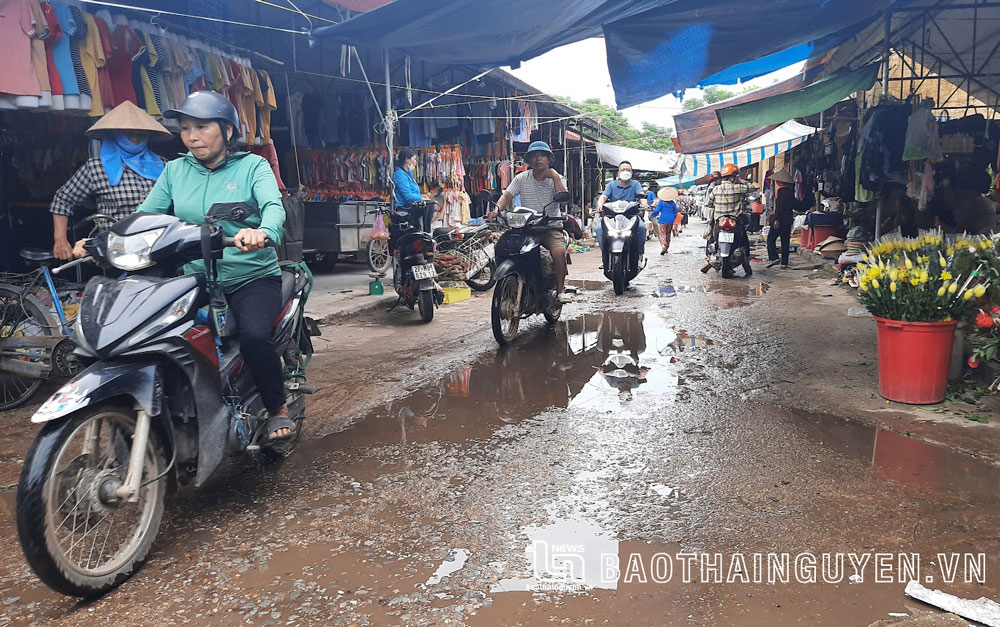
top-left (51, 101), bottom-right (171, 260)
top-left (112, 91), bottom-right (292, 442)
top-left (593, 160), bottom-right (648, 264)
top-left (392, 148), bottom-right (433, 231)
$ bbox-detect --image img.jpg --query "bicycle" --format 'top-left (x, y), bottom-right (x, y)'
top-left (0, 214), bottom-right (113, 411)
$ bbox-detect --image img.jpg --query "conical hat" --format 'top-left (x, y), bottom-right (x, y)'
top-left (770, 168), bottom-right (794, 184)
top-left (657, 187), bottom-right (679, 202)
top-left (86, 101), bottom-right (172, 140)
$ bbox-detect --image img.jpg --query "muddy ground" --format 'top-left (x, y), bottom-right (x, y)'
top-left (0, 222), bottom-right (998, 626)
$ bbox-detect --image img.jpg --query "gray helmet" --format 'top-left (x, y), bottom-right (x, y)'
top-left (164, 90), bottom-right (241, 139)
top-left (845, 226), bottom-right (873, 243)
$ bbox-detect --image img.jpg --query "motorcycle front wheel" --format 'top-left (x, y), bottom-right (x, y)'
top-left (466, 259), bottom-right (497, 292)
top-left (611, 254), bottom-right (626, 296)
top-left (17, 405), bottom-right (165, 597)
top-left (491, 275), bottom-right (520, 345)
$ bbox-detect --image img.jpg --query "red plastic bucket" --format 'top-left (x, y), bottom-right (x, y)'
top-left (874, 317), bottom-right (958, 404)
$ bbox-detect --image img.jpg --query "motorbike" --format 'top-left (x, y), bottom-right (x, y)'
top-left (432, 220), bottom-right (500, 292)
top-left (16, 202), bottom-right (317, 597)
top-left (382, 202), bottom-right (444, 322)
top-left (706, 208), bottom-right (753, 279)
top-left (488, 190), bottom-right (572, 346)
top-left (600, 200), bottom-right (646, 295)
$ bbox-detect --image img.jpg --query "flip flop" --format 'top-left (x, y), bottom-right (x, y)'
top-left (265, 416), bottom-right (297, 441)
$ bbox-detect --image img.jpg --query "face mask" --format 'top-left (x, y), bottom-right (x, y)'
top-left (619, 171), bottom-right (633, 182)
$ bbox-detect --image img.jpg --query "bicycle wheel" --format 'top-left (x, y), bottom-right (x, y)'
top-left (0, 285), bottom-right (56, 411)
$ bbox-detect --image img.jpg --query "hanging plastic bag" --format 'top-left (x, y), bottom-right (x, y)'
top-left (371, 213), bottom-right (390, 240)
top-left (903, 107), bottom-right (944, 161)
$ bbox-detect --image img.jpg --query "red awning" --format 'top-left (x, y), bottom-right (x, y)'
top-left (322, 0), bottom-right (393, 12)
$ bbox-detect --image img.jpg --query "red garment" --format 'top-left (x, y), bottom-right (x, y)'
top-left (92, 16), bottom-right (114, 109)
top-left (40, 2), bottom-right (63, 95)
top-left (107, 23), bottom-right (142, 105)
top-left (250, 142), bottom-right (287, 190)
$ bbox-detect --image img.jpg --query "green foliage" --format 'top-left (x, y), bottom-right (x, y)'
top-left (559, 97), bottom-right (675, 152)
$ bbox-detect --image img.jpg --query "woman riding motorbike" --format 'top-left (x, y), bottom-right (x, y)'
top-left (75, 90), bottom-right (292, 440)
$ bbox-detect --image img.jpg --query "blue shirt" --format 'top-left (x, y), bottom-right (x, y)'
top-left (393, 167), bottom-right (423, 207)
top-left (650, 200), bottom-right (678, 225)
top-left (52, 3), bottom-right (81, 95)
top-left (646, 191), bottom-right (656, 206)
top-left (602, 179), bottom-right (643, 203)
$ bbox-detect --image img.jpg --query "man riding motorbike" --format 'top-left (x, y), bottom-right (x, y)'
top-left (72, 90), bottom-right (292, 441)
top-left (701, 163), bottom-right (754, 273)
top-left (490, 141), bottom-right (572, 303)
top-left (595, 160), bottom-right (648, 267)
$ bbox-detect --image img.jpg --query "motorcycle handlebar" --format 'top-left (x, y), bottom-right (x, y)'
top-left (221, 235), bottom-right (275, 248)
top-left (51, 256), bottom-right (94, 275)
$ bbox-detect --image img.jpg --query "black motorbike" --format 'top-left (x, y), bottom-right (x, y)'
top-left (16, 202), bottom-right (317, 597)
top-left (706, 211), bottom-right (753, 278)
top-left (488, 191), bottom-right (571, 346)
top-left (600, 200), bottom-right (646, 295)
top-left (384, 202), bottom-right (444, 322)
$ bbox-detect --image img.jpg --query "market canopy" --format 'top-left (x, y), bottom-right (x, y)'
top-left (681, 121), bottom-right (817, 178)
top-left (313, 0), bottom-right (902, 109)
top-left (715, 64), bottom-right (880, 135)
top-left (655, 174), bottom-right (700, 189)
top-left (595, 143), bottom-right (681, 174)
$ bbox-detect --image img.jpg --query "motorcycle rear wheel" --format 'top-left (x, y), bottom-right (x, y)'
top-left (17, 405), bottom-right (166, 597)
top-left (418, 290), bottom-right (434, 323)
top-left (491, 275), bottom-right (520, 345)
top-left (721, 258), bottom-right (735, 279)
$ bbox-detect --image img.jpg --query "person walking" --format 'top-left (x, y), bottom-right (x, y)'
top-left (766, 168), bottom-right (796, 268)
top-left (650, 187), bottom-right (679, 255)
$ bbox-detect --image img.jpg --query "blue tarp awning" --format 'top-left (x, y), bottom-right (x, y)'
top-left (314, 0), bottom-right (904, 109)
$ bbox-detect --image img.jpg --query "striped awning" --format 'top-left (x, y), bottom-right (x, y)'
top-left (682, 121), bottom-right (817, 178)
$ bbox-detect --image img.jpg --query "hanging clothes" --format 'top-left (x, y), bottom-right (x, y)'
top-left (258, 70), bottom-right (276, 144)
top-left (40, 2), bottom-right (63, 100)
top-left (50, 2), bottom-right (81, 104)
top-left (27, 0), bottom-right (51, 106)
top-left (107, 21), bottom-right (142, 105)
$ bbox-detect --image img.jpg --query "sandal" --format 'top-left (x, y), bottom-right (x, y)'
top-left (265, 416), bottom-right (297, 441)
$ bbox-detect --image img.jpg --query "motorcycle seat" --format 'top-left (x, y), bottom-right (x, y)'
top-left (216, 268), bottom-right (301, 339)
top-left (433, 226), bottom-right (455, 238)
top-left (20, 248), bottom-right (55, 262)
top-left (280, 268), bottom-right (296, 305)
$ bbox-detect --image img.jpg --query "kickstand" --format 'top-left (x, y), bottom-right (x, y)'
top-left (388, 295), bottom-right (403, 311)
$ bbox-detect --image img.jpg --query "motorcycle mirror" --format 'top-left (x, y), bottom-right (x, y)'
top-left (205, 202), bottom-right (257, 224)
top-left (552, 191), bottom-right (571, 204)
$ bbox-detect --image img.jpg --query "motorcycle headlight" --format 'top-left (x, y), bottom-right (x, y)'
top-left (126, 288), bottom-right (198, 348)
top-left (506, 212), bottom-right (528, 229)
top-left (107, 228), bottom-right (165, 271)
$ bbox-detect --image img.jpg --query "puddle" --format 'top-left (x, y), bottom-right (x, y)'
top-left (788, 408), bottom-right (1000, 503)
top-left (703, 280), bottom-right (770, 298)
top-left (309, 310), bottom-right (693, 450)
top-left (426, 548), bottom-right (471, 585)
top-left (491, 515), bottom-right (619, 593)
top-left (565, 279), bottom-right (605, 291)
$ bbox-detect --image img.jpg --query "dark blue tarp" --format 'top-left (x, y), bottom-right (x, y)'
top-left (314, 0), bottom-right (902, 109)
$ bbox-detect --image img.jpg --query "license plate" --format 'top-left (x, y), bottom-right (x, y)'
top-left (412, 264), bottom-right (437, 280)
top-left (719, 232), bottom-right (735, 243)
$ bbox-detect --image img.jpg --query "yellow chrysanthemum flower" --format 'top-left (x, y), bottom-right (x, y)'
top-left (872, 279), bottom-right (880, 289)
top-left (974, 284), bottom-right (987, 298)
top-left (889, 269), bottom-right (898, 281)
top-left (940, 271), bottom-right (952, 281)
top-left (948, 283), bottom-right (958, 294)
top-left (890, 282), bottom-right (897, 293)
top-left (937, 286), bottom-right (946, 297)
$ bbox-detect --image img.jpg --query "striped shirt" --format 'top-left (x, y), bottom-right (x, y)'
top-left (504, 170), bottom-right (567, 217)
top-left (50, 158), bottom-right (159, 221)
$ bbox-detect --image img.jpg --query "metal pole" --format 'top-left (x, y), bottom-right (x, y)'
top-left (815, 110), bottom-right (824, 213)
top-left (579, 123), bottom-right (585, 225)
top-left (875, 9), bottom-right (891, 240)
top-left (384, 49), bottom-right (393, 167)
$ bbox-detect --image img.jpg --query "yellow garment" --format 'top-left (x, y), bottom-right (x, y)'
top-left (137, 30), bottom-right (161, 117)
top-left (206, 53), bottom-right (223, 91)
top-left (81, 13), bottom-right (107, 117)
top-left (258, 69), bottom-right (277, 144)
top-left (240, 64), bottom-right (262, 143)
top-left (27, 0), bottom-right (50, 92)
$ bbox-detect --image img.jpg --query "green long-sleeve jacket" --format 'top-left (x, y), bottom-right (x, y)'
top-left (137, 151), bottom-right (284, 291)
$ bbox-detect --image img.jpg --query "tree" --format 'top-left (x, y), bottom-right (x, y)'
top-left (559, 97), bottom-right (675, 152)
top-left (682, 98), bottom-right (704, 111)
top-left (681, 84), bottom-right (759, 111)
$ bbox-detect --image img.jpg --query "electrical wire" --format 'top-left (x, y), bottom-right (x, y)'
top-left (252, 0), bottom-right (336, 24)
top-left (79, 0), bottom-right (308, 35)
top-left (398, 69), bottom-right (495, 119)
